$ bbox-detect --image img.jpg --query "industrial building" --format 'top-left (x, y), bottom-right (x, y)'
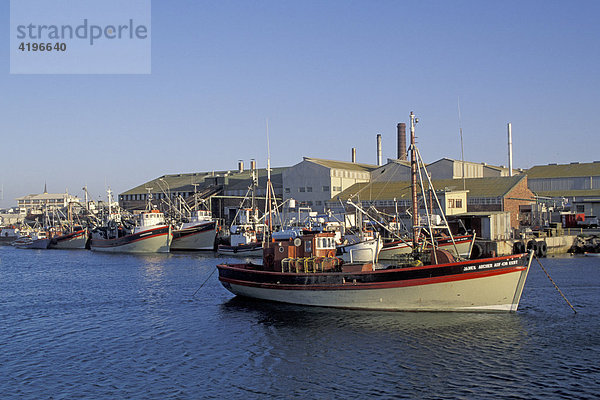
top-left (330, 175), bottom-right (534, 232)
top-left (526, 161), bottom-right (600, 216)
top-left (118, 161), bottom-right (284, 225)
top-left (282, 157), bottom-right (377, 213)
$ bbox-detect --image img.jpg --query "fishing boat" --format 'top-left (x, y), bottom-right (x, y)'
top-left (216, 112), bottom-right (534, 312)
top-left (12, 230), bottom-right (51, 249)
top-left (90, 189), bottom-right (172, 253)
top-left (217, 164), bottom-right (269, 257)
top-left (49, 227), bottom-right (90, 250)
top-left (171, 210), bottom-right (218, 251)
top-left (217, 209), bottom-right (267, 256)
top-left (0, 225), bottom-right (24, 245)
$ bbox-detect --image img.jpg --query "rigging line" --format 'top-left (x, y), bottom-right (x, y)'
top-left (192, 266), bottom-right (217, 297)
top-left (534, 254), bottom-right (577, 314)
top-left (415, 147), bottom-right (462, 258)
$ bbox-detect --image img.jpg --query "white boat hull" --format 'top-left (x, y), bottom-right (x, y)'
top-left (379, 235), bottom-right (474, 260)
top-left (171, 223), bottom-right (217, 251)
top-left (13, 238), bottom-right (51, 249)
top-left (90, 226), bottom-right (172, 253)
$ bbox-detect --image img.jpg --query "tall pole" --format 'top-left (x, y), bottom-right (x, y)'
top-left (458, 98), bottom-right (466, 190)
top-left (508, 122), bottom-right (513, 177)
top-left (410, 112), bottom-right (419, 247)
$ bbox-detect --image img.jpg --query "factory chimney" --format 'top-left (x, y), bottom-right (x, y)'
top-left (507, 123), bottom-right (513, 177)
top-left (376, 134), bottom-right (382, 166)
top-left (238, 160), bottom-right (244, 173)
top-left (351, 147), bottom-right (356, 163)
top-left (397, 123), bottom-right (407, 160)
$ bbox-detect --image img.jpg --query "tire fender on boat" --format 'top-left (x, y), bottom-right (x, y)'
top-left (471, 243), bottom-right (483, 259)
top-left (538, 241), bottom-right (548, 258)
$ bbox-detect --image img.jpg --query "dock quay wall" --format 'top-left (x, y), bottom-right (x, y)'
top-left (476, 235), bottom-right (577, 257)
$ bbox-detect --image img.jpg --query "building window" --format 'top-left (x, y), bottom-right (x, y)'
top-left (285, 188), bottom-right (290, 194)
top-left (307, 187), bottom-right (312, 192)
top-left (307, 201), bottom-right (313, 206)
top-left (299, 187), bottom-right (305, 193)
top-left (316, 201), bottom-right (322, 205)
top-left (322, 186), bottom-right (330, 192)
top-left (333, 186), bottom-right (342, 191)
top-left (455, 199), bottom-right (462, 208)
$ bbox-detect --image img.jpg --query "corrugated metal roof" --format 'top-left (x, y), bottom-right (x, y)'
top-left (332, 175), bottom-right (527, 201)
top-left (304, 157), bottom-right (378, 172)
top-left (526, 162), bottom-right (600, 178)
top-left (532, 189), bottom-right (600, 198)
top-left (16, 193), bottom-right (77, 200)
top-left (121, 168), bottom-right (286, 195)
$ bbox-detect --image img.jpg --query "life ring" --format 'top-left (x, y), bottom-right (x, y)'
top-left (327, 249), bottom-right (336, 258)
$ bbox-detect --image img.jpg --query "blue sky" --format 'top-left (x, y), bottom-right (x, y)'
top-left (2, 0), bottom-right (599, 208)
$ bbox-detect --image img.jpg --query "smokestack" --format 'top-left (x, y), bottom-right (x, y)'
top-left (250, 159), bottom-right (256, 171)
top-left (397, 123), bottom-right (407, 160)
top-left (376, 134), bottom-right (382, 166)
top-left (238, 160), bottom-right (244, 173)
top-left (507, 123), bottom-right (513, 176)
top-left (351, 147), bottom-right (356, 163)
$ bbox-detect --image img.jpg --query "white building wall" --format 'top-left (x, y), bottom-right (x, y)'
top-left (282, 161), bottom-right (333, 213)
top-left (283, 160), bottom-right (372, 213)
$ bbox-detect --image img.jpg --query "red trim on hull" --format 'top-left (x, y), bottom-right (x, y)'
top-left (219, 265), bottom-right (526, 291)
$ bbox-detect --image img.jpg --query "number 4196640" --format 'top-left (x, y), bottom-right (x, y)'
top-left (19, 42), bottom-right (66, 51)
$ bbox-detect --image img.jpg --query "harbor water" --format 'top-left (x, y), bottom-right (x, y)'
top-left (1, 246), bottom-right (599, 399)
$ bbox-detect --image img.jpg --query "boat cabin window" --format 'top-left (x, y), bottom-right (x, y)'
top-left (316, 237), bottom-right (335, 249)
top-left (305, 240), bottom-right (312, 253)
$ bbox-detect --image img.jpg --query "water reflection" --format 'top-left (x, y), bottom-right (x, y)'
top-left (218, 298), bottom-right (534, 398)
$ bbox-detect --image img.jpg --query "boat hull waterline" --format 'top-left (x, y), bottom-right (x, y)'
top-left (90, 226), bottom-right (172, 253)
top-left (217, 253), bottom-right (533, 312)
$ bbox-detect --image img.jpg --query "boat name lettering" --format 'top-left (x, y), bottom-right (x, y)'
top-left (472, 259), bottom-right (520, 271)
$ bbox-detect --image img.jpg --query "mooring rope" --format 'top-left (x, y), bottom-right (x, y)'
top-left (192, 266), bottom-right (217, 297)
top-left (534, 254), bottom-right (577, 314)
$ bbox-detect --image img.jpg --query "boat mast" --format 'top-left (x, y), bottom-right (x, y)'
top-left (410, 111), bottom-right (419, 248)
top-left (265, 119), bottom-right (273, 238)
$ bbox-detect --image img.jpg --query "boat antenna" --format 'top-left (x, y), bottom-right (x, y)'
top-left (458, 97), bottom-right (466, 190)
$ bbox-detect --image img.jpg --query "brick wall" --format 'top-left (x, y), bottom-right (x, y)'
top-left (503, 176), bottom-right (535, 230)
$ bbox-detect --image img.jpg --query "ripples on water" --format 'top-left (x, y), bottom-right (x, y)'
top-left (0, 247), bottom-right (598, 399)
